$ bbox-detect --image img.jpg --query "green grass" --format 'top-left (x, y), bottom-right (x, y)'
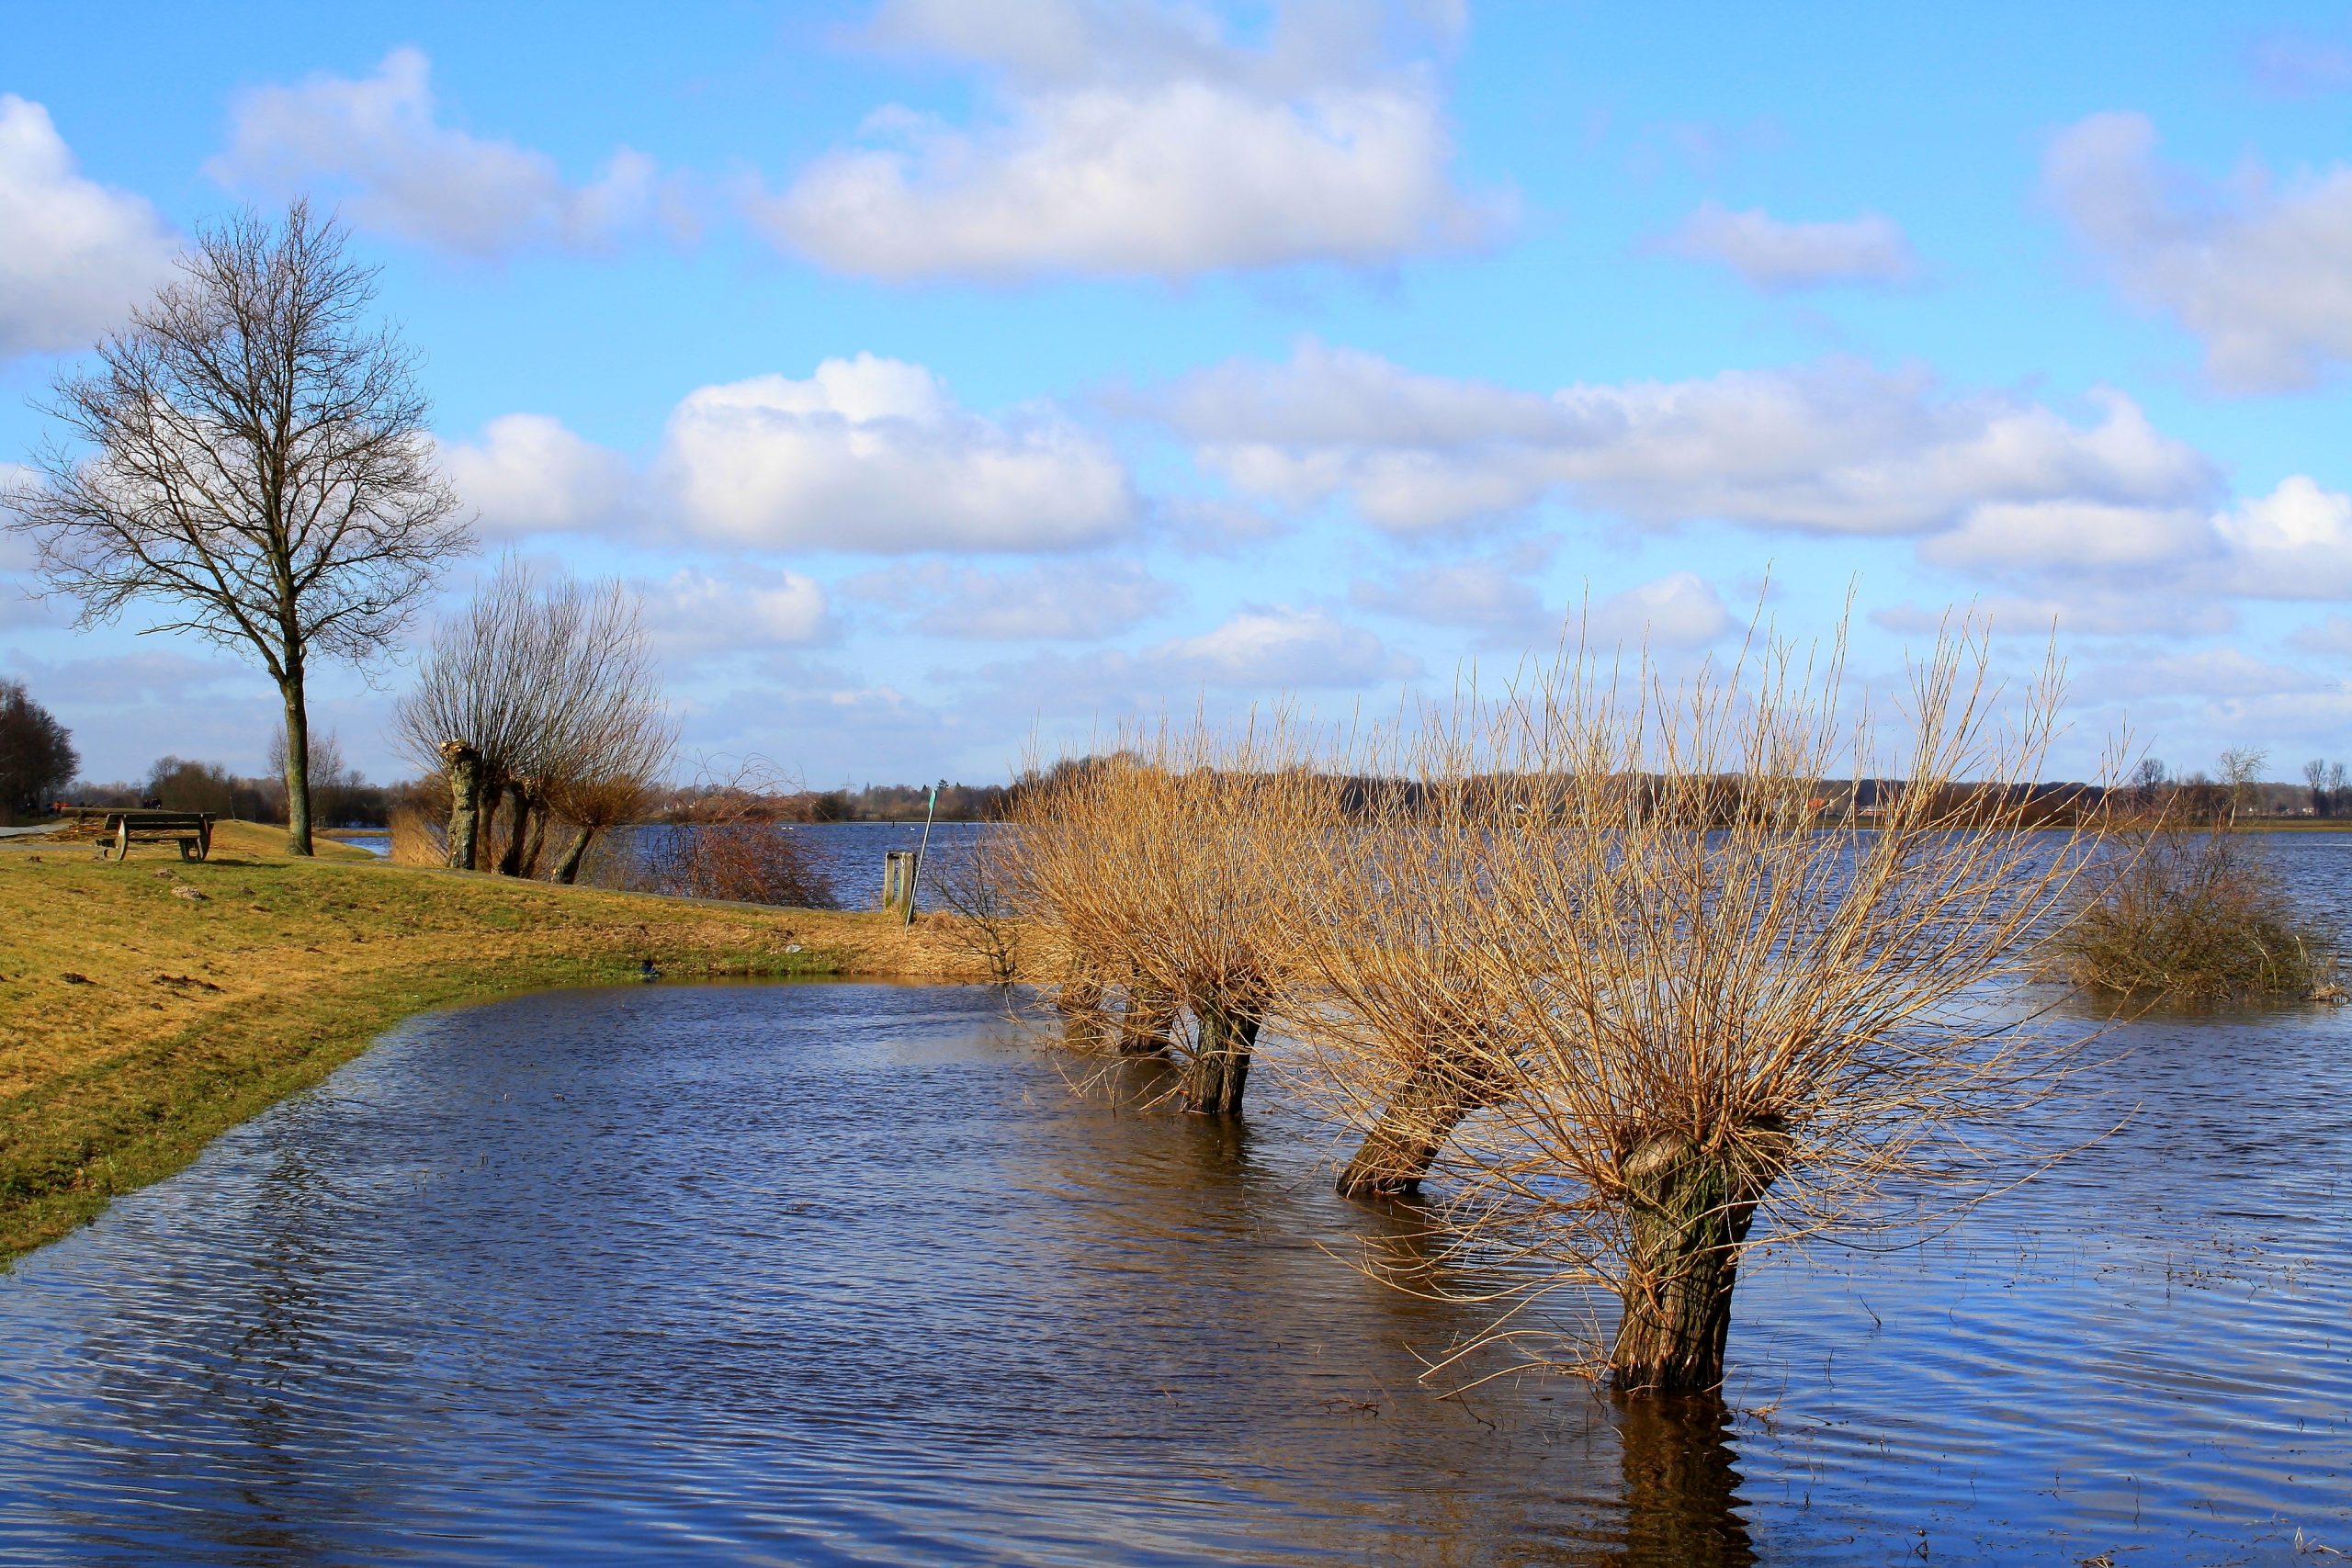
top-left (0, 822), bottom-right (985, 1263)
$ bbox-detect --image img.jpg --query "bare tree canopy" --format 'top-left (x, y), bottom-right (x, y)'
top-left (4, 199), bottom-right (470, 854)
top-left (397, 557), bottom-right (673, 880)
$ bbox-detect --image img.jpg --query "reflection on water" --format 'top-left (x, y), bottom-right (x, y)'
top-left (0, 834), bottom-right (2345, 1564)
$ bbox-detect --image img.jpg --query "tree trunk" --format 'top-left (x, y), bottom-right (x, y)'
top-left (1609, 1131), bottom-right (1781, 1395)
top-left (1336, 1054), bottom-right (1485, 1198)
top-left (495, 782), bottom-right (532, 876)
top-left (549, 825), bottom-right (594, 885)
top-left (1185, 996), bottom-right (1259, 1115)
top-left (476, 768), bottom-right (506, 866)
top-left (1119, 986), bottom-right (1177, 1056)
top-left (518, 803), bottom-right (548, 877)
top-left (1058, 976), bottom-right (1108, 1051)
top-left (279, 675), bottom-right (313, 856)
top-left (439, 739), bottom-right (482, 870)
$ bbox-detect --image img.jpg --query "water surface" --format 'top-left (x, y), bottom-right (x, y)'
top-left (0, 836), bottom-right (2346, 1564)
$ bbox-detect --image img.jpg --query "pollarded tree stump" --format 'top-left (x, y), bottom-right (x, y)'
top-left (1608, 1126), bottom-right (1784, 1395)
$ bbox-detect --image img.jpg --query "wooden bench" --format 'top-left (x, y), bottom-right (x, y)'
top-left (102, 810), bottom-right (215, 862)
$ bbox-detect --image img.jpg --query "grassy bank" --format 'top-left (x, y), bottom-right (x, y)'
top-left (0, 820), bottom-right (991, 1264)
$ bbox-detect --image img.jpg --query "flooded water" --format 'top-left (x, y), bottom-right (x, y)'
top-left (0, 836), bottom-right (2346, 1564)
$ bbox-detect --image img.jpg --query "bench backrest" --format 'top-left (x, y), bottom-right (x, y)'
top-left (107, 812), bottom-right (215, 831)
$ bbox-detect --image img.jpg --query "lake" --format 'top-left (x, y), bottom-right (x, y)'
top-left (0, 835), bottom-right (2346, 1563)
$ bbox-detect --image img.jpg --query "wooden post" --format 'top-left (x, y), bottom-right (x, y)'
top-left (883, 850), bottom-right (916, 919)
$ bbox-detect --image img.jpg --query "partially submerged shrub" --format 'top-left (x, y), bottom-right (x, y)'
top-left (1009, 716), bottom-right (1340, 1112)
top-left (1289, 622), bottom-right (2115, 1395)
top-left (2054, 823), bottom-right (2338, 1002)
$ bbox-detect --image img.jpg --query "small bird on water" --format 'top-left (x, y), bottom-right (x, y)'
top-left (639, 957), bottom-right (660, 983)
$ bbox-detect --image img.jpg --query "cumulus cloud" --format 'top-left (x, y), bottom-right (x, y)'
top-left (2081, 647), bottom-right (2335, 703)
top-left (1153, 604), bottom-right (1400, 686)
top-left (2246, 31), bottom-right (2352, 99)
top-left (1871, 592), bottom-right (2234, 639)
top-left (750, 0), bottom-right (1505, 280)
top-left (1351, 558), bottom-right (1546, 631)
top-left (635, 567), bottom-right (831, 657)
top-left (207, 48), bottom-right (668, 256)
top-left (1919, 500), bottom-right (2214, 574)
top-left (437, 414), bottom-right (634, 535)
top-left (2212, 475), bottom-right (2352, 599)
top-left (1582, 571), bottom-right (1733, 648)
top-left (660, 355), bottom-right (1134, 552)
top-left (2288, 614), bottom-right (2352, 656)
top-left (2045, 111), bottom-right (2352, 391)
top-left (964, 603), bottom-right (1407, 716)
top-left (1162, 344), bottom-right (2214, 536)
top-left (845, 558), bottom-right (1171, 638)
top-left (0, 96), bottom-right (176, 360)
top-left (1666, 201), bottom-right (1918, 291)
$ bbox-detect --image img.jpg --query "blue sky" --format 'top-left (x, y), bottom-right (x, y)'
top-left (6, 0), bottom-right (2352, 788)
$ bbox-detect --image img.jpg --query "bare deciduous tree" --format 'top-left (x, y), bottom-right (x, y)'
top-left (1287, 625), bottom-right (2116, 1396)
top-left (5, 201), bottom-right (469, 854)
top-left (1009, 717), bottom-right (1340, 1114)
top-left (398, 558), bottom-right (672, 878)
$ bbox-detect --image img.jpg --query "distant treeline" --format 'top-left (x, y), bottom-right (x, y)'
top-left (995, 756), bottom-right (2335, 829)
top-left (761, 781), bottom-right (1012, 822)
top-left (68, 743), bottom-right (396, 829)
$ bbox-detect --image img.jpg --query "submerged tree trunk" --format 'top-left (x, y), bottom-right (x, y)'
top-left (1119, 986), bottom-right (1178, 1056)
top-left (548, 824), bottom-right (595, 885)
top-left (1609, 1129), bottom-right (1783, 1394)
top-left (1185, 996), bottom-right (1260, 1115)
top-left (1058, 975), bottom-right (1109, 1052)
top-left (1336, 1053), bottom-right (1489, 1198)
top-left (440, 739), bottom-right (482, 870)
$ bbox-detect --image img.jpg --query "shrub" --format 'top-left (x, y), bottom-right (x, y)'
top-left (2054, 823), bottom-right (2339, 1002)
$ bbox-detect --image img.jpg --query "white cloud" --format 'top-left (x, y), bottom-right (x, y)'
top-left (1871, 592), bottom-right (2233, 639)
top-left (1666, 201), bottom-right (1918, 291)
top-left (637, 567), bottom-right (831, 657)
top-left (207, 48), bottom-right (666, 256)
top-left (0, 96), bottom-right (176, 360)
top-left (1164, 344), bottom-right (2214, 536)
top-left (2246, 31), bottom-right (2352, 99)
top-left (2213, 475), bottom-right (2352, 599)
top-left (750, 0), bottom-right (1504, 280)
top-left (2288, 614), bottom-right (2352, 658)
top-left (1155, 604), bottom-right (1399, 686)
top-left (964, 603), bottom-right (1407, 716)
top-left (1351, 558), bottom-right (1545, 630)
top-left (437, 414), bottom-right (633, 536)
top-left (2082, 647), bottom-right (2335, 703)
top-left (1920, 500), bottom-right (2213, 573)
top-left (660, 355), bottom-right (1134, 553)
top-left (845, 558), bottom-right (1171, 638)
top-left (1582, 571), bottom-right (1732, 648)
top-left (1160, 496), bottom-right (1287, 553)
top-left (2045, 111), bottom-right (2352, 391)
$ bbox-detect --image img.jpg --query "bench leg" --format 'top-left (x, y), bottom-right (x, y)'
top-left (177, 839), bottom-right (193, 862)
